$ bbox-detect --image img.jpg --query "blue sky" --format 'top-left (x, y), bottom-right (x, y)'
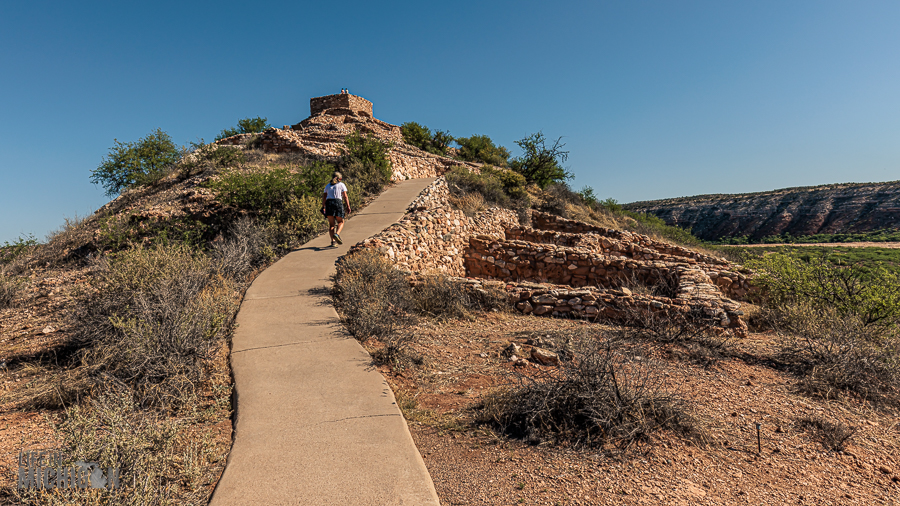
top-left (2, 1), bottom-right (899, 243)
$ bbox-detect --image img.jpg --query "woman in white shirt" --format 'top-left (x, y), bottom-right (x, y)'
top-left (322, 172), bottom-right (352, 246)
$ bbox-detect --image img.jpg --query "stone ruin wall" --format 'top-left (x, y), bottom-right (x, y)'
top-left (531, 212), bottom-right (729, 267)
top-left (346, 177), bottom-right (749, 336)
top-left (348, 178), bottom-right (519, 275)
top-left (463, 235), bottom-right (748, 335)
top-left (310, 94), bottom-right (373, 117)
top-left (217, 93), bottom-right (487, 182)
top-left (504, 217), bottom-right (752, 300)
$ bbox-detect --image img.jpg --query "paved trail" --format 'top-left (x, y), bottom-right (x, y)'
top-left (211, 178), bottom-right (439, 505)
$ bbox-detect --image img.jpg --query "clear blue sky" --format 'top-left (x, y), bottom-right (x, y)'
top-left (2, 1), bottom-right (899, 243)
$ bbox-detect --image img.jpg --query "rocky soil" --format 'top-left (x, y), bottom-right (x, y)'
top-left (381, 312), bottom-right (900, 505)
top-left (625, 181), bottom-right (900, 241)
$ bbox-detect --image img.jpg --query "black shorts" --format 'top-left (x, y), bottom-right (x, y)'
top-left (325, 198), bottom-right (345, 218)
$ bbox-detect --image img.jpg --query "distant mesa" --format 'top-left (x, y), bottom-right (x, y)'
top-left (625, 181), bottom-right (900, 241)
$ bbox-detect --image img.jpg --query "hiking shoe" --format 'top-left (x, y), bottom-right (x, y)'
top-left (334, 233), bottom-right (343, 244)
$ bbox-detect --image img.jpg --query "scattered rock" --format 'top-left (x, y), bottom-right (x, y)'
top-left (530, 348), bottom-right (559, 366)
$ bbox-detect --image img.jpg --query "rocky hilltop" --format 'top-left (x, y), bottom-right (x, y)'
top-left (624, 181), bottom-right (900, 241)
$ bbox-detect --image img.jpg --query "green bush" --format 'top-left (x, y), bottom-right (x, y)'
top-left (216, 116), bottom-right (271, 140)
top-left (481, 166), bottom-right (528, 200)
top-left (342, 131), bottom-right (393, 184)
top-left (401, 122), bottom-right (453, 156)
top-left (455, 134), bottom-right (510, 166)
top-left (205, 166), bottom-right (330, 249)
top-left (0, 234), bottom-right (37, 265)
top-left (91, 129), bottom-right (182, 196)
top-left (508, 132), bottom-right (571, 189)
top-left (746, 251), bottom-right (900, 327)
top-left (746, 251), bottom-right (900, 407)
top-left (446, 167), bottom-right (509, 207)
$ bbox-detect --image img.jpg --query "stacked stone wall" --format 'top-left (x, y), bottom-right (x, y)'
top-left (502, 278), bottom-right (747, 336)
top-left (349, 178), bottom-right (518, 275)
top-left (531, 212), bottom-right (730, 266)
top-left (310, 94), bottom-right (373, 117)
top-left (504, 224), bottom-right (752, 299)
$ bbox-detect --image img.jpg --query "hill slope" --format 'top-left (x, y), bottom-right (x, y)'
top-left (624, 181), bottom-right (900, 241)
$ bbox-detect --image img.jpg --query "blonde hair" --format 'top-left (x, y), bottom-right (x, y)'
top-left (331, 172), bottom-right (343, 185)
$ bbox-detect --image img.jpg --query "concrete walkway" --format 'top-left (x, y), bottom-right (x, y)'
top-left (211, 178), bottom-right (440, 505)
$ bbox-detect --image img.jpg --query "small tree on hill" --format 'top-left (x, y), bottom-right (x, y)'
top-left (401, 122), bottom-right (453, 156)
top-left (216, 116), bottom-right (272, 140)
top-left (90, 129), bottom-right (181, 196)
top-left (455, 135), bottom-right (510, 166)
top-left (509, 132), bottom-right (571, 188)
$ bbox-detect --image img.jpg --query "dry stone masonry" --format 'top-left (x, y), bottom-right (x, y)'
top-left (348, 177), bottom-right (751, 336)
top-left (217, 93), bottom-right (479, 181)
top-left (349, 178), bottom-right (518, 275)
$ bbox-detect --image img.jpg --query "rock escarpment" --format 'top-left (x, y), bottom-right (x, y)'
top-left (625, 181), bottom-right (900, 241)
top-left (350, 178), bottom-right (751, 336)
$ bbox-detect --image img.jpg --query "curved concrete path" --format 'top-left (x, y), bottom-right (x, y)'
top-left (211, 178), bottom-right (439, 505)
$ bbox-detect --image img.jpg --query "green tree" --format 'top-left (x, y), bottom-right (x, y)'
top-left (509, 132), bottom-right (571, 188)
top-left (578, 186), bottom-right (599, 207)
top-left (216, 116), bottom-right (272, 140)
top-left (90, 129), bottom-right (181, 196)
top-left (455, 135), bottom-right (510, 166)
top-left (401, 122), bottom-right (453, 156)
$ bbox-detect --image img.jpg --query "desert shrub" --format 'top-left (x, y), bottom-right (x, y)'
top-left (446, 167), bottom-right (508, 206)
top-left (410, 275), bottom-right (508, 319)
top-left (539, 182), bottom-right (583, 218)
top-left (216, 116), bottom-right (271, 140)
top-left (796, 416), bottom-right (856, 452)
top-left (478, 334), bottom-right (703, 452)
top-left (205, 166), bottom-right (329, 249)
top-left (481, 166), bottom-right (528, 201)
top-left (0, 269), bottom-right (24, 309)
top-left (91, 129), bottom-right (182, 197)
top-left (1, 234), bottom-right (38, 265)
top-left (401, 122), bottom-right (453, 156)
top-left (746, 251), bottom-right (900, 327)
top-left (333, 249), bottom-right (413, 341)
top-left (746, 253), bottom-right (900, 406)
top-left (178, 142), bottom-right (246, 178)
top-left (341, 131), bottom-right (392, 187)
top-left (71, 243), bottom-right (236, 409)
top-left (448, 192), bottom-right (487, 216)
top-left (455, 135), bottom-right (510, 166)
top-left (508, 132), bottom-right (571, 189)
top-left (773, 303), bottom-right (900, 407)
top-left (210, 217), bottom-right (272, 279)
top-left (10, 389), bottom-right (216, 505)
top-left (207, 167), bottom-right (307, 217)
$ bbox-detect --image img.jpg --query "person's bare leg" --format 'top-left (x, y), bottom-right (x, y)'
top-left (327, 216), bottom-right (336, 243)
top-left (335, 217), bottom-right (344, 236)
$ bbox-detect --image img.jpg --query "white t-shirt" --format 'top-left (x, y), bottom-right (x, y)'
top-left (324, 182), bottom-right (348, 199)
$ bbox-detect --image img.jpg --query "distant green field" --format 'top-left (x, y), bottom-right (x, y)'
top-left (721, 244), bottom-right (900, 275)
top-left (716, 229), bottom-right (900, 245)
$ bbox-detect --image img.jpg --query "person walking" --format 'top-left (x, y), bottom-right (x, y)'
top-left (322, 171), bottom-right (352, 246)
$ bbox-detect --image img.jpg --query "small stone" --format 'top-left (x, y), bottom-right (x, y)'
top-left (505, 343), bottom-right (522, 356)
top-left (620, 287), bottom-right (632, 296)
top-left (41, 326), bottom-right (55, 334)
top-left (531, 348), bottom-right (560, 366)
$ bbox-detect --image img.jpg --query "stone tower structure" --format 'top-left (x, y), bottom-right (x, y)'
top-left (309, 93), bottom-right (373, 117)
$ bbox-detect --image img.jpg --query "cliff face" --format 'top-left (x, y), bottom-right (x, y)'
top-left (624, 181), bottom-right (900, 241)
